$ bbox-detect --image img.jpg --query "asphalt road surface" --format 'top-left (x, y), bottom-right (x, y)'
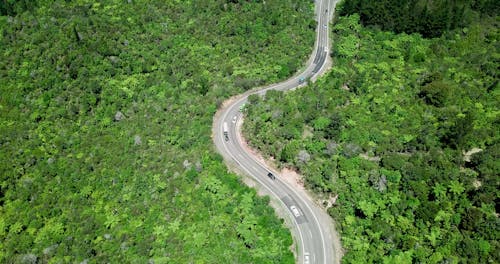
top-left (213, 0), bottom-right (341, 263)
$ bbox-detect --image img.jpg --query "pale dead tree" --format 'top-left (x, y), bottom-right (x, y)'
top-left (134, 135), bottom-right (142, 145)
top-left (297, 150), bottom-right (310, 163)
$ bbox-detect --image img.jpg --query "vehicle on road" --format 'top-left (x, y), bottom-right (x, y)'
top-left (304, 252), bottom-right (310, 264)
top-left (232, 115), bottom-right (237, 123)
top-left (290, 205), bottom-right (301, 217)
top-left (214, 1), bottom-right (338, 262)
top-left (223, 122), bottom-right (229, 141)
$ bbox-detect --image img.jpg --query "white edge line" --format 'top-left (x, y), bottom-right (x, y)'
top-left (219, 108), bottom-right (306, 261)
top-left (216, 0), bottom-right (335, 263)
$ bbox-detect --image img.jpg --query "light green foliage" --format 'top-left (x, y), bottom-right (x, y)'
top-left (244, 13), bottom-right (499, 263)
top-left (0, 0), bottom-right (315, 262)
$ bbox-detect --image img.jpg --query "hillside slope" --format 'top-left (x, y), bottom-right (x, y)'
top-left (0, 0), bottom-right (316, 262)
top-left (243, 12), bottom-right (499, 263)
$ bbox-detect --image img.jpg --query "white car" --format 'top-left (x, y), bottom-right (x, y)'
top-left (290, 205), bottom-right (301, 217)
top-left (232, 115), bottom-right (237, 123)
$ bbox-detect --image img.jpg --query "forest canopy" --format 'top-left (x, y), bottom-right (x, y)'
top-left (243, 6), bottom-right (499, 263)
top-left (338, 0), bottom-right (500, 37)
top-left (0, 0), bottom-right (316, 262)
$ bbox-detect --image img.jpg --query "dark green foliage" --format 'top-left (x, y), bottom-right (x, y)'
top-left (337, 0), bottom-right (498, 38)
top-left (0, 0), bottom-right (316, 262)
top-left (243, 13), bottom-right (499, 263)
top-left (471, 0), bottom-right (500, 15)
top-left (0, 0), bottom-right (37, 16)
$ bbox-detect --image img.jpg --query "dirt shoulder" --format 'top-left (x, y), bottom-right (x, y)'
top-left (237, 117), bottom-right (344, 262)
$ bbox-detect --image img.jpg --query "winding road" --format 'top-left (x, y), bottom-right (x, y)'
top-left (213, 0), bottom-right (340, 263)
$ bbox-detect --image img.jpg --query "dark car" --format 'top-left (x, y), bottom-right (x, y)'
top-left (267, 172), bottom-right (276, 180)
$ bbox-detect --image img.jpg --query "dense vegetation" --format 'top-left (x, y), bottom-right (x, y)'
top-left (0, 0), bottom-right (38, 16)
top-left (0, 0), bottom-right (317, 262)
top-left (243, 10), bottom-right (499, 263)
top-left (338, 0), bottom-right (500, 37)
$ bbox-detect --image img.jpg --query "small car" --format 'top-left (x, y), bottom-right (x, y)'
top-left (267, 172), bottom-right (276, 180)
top-left (290, 205), bottom-right (301, 217)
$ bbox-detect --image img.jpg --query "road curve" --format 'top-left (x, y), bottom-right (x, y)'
top-left (213, 0), bottom-right (341, 263)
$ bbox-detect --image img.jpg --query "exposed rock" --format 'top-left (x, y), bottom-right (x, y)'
top-left (134, 135), bottom-right (142, 145)
top-left (114, 111), bottom-right (125, 121)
